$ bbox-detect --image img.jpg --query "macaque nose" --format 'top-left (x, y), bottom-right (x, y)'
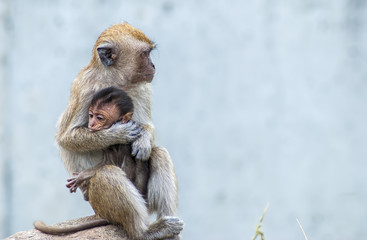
top-left (89, 120), bottom-right (95, 129)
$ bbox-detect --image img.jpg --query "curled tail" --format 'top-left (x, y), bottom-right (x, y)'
top-left (33, 218), bottom-right (109, 235)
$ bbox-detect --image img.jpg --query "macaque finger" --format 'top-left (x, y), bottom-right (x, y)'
top-left (126, 122), bottom-right (143, 137)
top-left (70, 186), bottom-right (77, 193)
top-left (66, 180), bottom-right (75, 188)
top-left (135, 148), bottom-right (151, 161)
top-left (108, 121), bottom-right (142, 143)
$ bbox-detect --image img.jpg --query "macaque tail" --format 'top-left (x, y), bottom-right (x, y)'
top-left (33, 218), bottom-right (109, 235)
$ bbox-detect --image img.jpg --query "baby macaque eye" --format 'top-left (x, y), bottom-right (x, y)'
top-left (97, 115), bottom-right (105, 121)
top-left (89, 113), bottom-right (93, 119)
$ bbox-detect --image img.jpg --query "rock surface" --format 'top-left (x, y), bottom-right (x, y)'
top-left (5, 215), bottom-right (129, 240)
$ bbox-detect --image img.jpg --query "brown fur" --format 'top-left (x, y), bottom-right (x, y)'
top-left (67, 144), bottom-right (149, 200)
top-left (35, 23), bottom-right (183, 239)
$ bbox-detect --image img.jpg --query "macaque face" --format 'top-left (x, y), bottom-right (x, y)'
top-left (130, 48), bottom-right (155, 84)
top-left (96, 41), bottom-right (155, 84)
top-left (88, 103), bottom-right (121, 132)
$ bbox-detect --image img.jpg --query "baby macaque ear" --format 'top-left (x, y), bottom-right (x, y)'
top-left (121, 112), bottom-right (133, 124)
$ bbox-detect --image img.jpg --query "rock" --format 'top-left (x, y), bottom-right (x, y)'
top-left (5, 215), bottom-right (129, 240)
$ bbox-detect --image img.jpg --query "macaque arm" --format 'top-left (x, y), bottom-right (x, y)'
top-left (131, 123), bottom-right (154, 161)
top-left (57, 121), bottom-right (142, 153)
top-left (56, 84), bottom-right (142, 153)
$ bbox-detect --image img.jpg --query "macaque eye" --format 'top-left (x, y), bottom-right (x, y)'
top-left (97, 115), bottom-right (105, 121)
top-left (89, 113), bottom-right (93, 119)
top-left (142, 49), bottom-right (151, 57)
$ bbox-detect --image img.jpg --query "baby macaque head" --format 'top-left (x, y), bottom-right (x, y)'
top-left (88, 87), bottom-right (134, 132)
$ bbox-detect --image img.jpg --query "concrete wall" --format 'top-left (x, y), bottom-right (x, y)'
top-left (0, 0), bottom-right (367, 239)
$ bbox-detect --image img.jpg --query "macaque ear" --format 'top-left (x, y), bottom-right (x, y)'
top-left (97, 45), bottom-right (117, 66)
top-left (121, 112), bottom-right (133, 123)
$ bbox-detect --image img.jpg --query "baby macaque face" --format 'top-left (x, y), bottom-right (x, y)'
top-left (88, 103), bottom-right (121, 132)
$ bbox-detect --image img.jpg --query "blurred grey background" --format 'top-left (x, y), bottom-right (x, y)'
top-left (0, 0), bottom-right (366, 239)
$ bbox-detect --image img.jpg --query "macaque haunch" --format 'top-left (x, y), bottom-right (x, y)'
top-left (66, 87), bottom-right (149, 197)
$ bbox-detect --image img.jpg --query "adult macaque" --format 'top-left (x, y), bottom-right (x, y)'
top-left (34, 23), bottom-right (183, 239)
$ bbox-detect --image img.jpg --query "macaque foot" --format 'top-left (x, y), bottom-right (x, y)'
top-left (147, 217), bottom-right (184, 239)
top-left (160, 217), bottom-right (184, 236)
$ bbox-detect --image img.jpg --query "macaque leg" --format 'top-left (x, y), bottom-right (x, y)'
top-left (134, 159), bottom-right (150, 198)
top-left (89, 165), bottom-right (148, 238)
top-left (147, 147), bottom-right (178, 217)
top-left (89, 165), bottom-right (182, 240)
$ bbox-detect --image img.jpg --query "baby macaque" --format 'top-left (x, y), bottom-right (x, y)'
top-left (66, 87), bottom-right (149, 197)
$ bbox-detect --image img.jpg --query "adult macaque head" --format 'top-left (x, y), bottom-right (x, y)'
top-left (88, 87), bottom-right (134, 132)
top-left (92, 23), bottom-right (156, 84)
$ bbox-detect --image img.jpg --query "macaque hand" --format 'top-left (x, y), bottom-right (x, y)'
top-left (108, 121), bottom-right (143, 144)
top-left (131, 130), bottom-right (151, 161)
top-left (66, 172), bottom-right (82, 193)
